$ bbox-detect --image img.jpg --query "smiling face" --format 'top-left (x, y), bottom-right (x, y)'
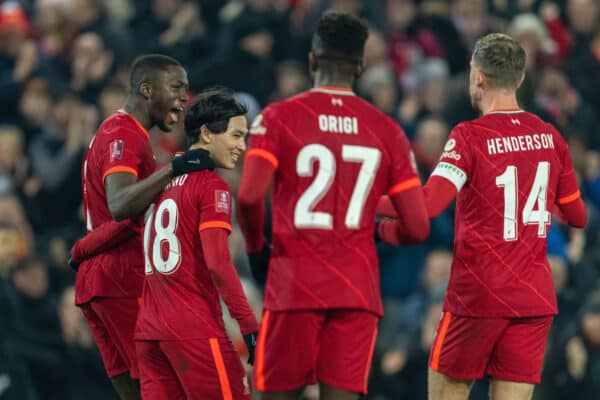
top-left (204, 115), bottom-right (248, 169)
top-left (149, 65), bottom-right (189, 132)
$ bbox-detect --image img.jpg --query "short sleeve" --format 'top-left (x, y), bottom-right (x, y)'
top-left (387, 119), bottom-right (421, 195)
top-left (101, 128), bottom-right (145, 182)
top-left (430, 124), bottom-right (472, 192)
top-left (555, 131), bottom-right (581, 204)
top-left (198, 177), bottom-right (233, 234)
top-left (246, 105), bottom-right (282, 169)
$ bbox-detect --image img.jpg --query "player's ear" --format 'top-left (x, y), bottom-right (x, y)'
top-left (355, 60), bottom-right (365, 79)
top-left (199, 125), bottom-right (212, 144)
top-left (139, 83), bottom-right (152, 100)
top-left (517, 72), bottom-right (525, 89)
top-left (476, 68), bottom-right (485, 89)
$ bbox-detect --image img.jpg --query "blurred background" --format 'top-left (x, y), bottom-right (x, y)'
top-left (0, 0), bottom-right (599, 399)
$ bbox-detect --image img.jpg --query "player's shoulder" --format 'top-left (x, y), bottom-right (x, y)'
top-left (97, 112), bottom-right (143, 139)
top-left (186, 169), bottom-right (229, 190)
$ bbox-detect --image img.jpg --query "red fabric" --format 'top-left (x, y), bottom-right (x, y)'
top-left (136, 170), bottom-right (258, 341)
top-left (433, 111), bottom-right (581, 318)
top-left (237, 155), bottom-right (274, 252)
top-left (253, 310), bottom-right (378, 394)
top-left (238, 88), bottom-right (421, 316)
top-left (137, 338), bottom-right (249, 400)
top-left (201, 228), bottom-right (259, 334)
top-left (556, 197), bottom-right (586, 228)
top-left (71, 220), bottom-right (138, 264)
top-left (376, 176), bottom-right (456, 220)
top-left (76, 111), bottom-right (155, 304)
top-left (423, 176), bottom-right (457, 218)
top-left (376, 186), bottom-right (430, 245)
top-left (80, 298), bottom-right (140, 378)
top-left (429, 312), bottom-right (552, 384)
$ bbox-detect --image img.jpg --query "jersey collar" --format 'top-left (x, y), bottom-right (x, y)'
top-left (311, 86), bottom-right (356, 96)
top-left (488, 108), bottom-right (525, 114)
top-left (117, 109), bottom-right (150, 139)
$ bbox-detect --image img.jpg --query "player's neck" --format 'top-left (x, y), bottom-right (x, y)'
top-left (479, 91), bottom-right (521, 115)
top-left (313, 71), bottom-right (354, 90)
top-left (122, 96), bottom-right (153, 131)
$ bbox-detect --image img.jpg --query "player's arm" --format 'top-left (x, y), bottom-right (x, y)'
top-left (555, 194), bottom-right (586, 228)
top-left (553, 127), bottom-right (587, 228)
top-left (105, 149), bottom-right (214, 221)
top-left (69, 220), bottom-right (138, 269)
top-left (376, 183), bottom-right (430, 245)
top-left (237, 109), bottom-right (280, 285)
top-left (376, 175), bottom-right (458, 219)
top-left (237, 153), bottom-right (275, 284)
top-left (200, 227), bottom-right (259, 364)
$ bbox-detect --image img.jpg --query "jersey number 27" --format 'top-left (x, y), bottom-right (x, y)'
top-left (294, 144), bottom-right (381, 230)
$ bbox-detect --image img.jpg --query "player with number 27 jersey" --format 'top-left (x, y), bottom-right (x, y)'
top-left (433, 110), bottom-right (580, 318)
top-left (245, 87), bottom-right (420, 315)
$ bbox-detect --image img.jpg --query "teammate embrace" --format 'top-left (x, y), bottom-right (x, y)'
top-left (71, 10), bottom-right (586, 400)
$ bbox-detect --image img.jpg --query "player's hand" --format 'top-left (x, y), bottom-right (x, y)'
top-left (248, 244), bottom-right (270, 285)
top-left (172, 148), bottom-right (215, 176)
top-left (243, 332), bottom-right (258, 366)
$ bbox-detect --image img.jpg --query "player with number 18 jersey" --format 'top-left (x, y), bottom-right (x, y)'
top-left (135, 91), bottom-right (257, 400)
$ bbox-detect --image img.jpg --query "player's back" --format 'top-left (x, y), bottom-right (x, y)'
top-left (252, 87), bottom-right (417, 315)
top-left (136, 171), bottom-right (228, 340)
top-left (443, 110), bottom-right (574, 318)
top-left (76, 111), bottom-right (155, 304)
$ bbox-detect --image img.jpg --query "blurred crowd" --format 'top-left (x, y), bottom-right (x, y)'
top-left (0, 0), bottom-right (600, 399)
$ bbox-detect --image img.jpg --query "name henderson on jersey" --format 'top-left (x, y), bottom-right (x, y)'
top-left (486, 132), bottom-right (554, 155)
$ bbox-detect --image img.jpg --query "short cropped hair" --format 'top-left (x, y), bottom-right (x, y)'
top-left (184, 86), bottom-right (247, 145)
top-left (311, 11), bottom-right (369, 63)
top-left (472, 33), bottom-right (526, 90)
top-left (129, 54), bottom-right (182, 90)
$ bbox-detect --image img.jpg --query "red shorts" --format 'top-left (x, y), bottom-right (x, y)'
top-left (429, 312), bottom-right (553, 384)
top-left (136, 337), bottom-right (250, 400)
top-left (79, 297), bottom-right (139, 379)
top-left (253, 309), bottom-right (378, 394)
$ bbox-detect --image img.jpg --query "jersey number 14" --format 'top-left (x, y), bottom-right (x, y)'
top-left (496, 161), bottom-right (551, 241)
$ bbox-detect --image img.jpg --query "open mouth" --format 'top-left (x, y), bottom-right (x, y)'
top-left (168, 105), bottom-right (184, 123)
top-left (232, 153), bottom-right (240, 163)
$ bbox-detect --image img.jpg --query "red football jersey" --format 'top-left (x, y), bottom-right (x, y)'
top-left (135, 171), bottom-right (234, 340)
top-left (75, 111), bottom-right (156, 304)
top-left (246, 87), bottom-right (419, 316)
top-left (431, 110), bottom-right (580, 318)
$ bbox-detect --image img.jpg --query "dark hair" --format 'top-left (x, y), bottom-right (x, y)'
top-left (129, 54), bottom-right (182, 91)
top-left (472, 33), bottom-right (526, 90)
top-left (311, 11), bottom-right (369, 63)
top-left (184, 86), bottom-right (248, 145)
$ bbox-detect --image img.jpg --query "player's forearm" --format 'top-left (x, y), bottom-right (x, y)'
top-left (376, 195), bottom-right (397, 218)
top-left (377, 218), bottom-right (429, 245)
top-left (237, 156), bottom-right (273, 252)
top-left (237, 201), bottom-right (266, 252)
top-left (108, 166), bottom-right (173, 220)
top-left (201, 229), bottom-right (259, 334)
top-left (71, 220), bottom-right (138, 264)
top-left (423, 175), bottom-right (457, 218)
top-left (557, 197), bottom-right (587, 228)
top-left (380, 187), bottom-right (430, 244)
